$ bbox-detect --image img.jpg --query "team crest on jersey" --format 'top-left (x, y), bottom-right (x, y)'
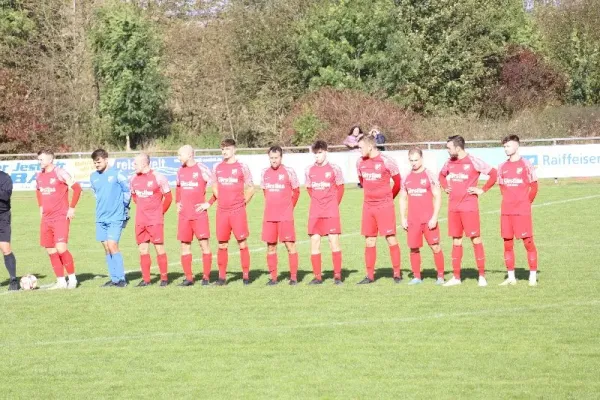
top-left (50, 178), bottom-right (56, 184)
top-left (375, 164), bottom-right (382, 170)
top-left (420, 178), bottom-right (427, 186)
top-left (325, 172), bottom-right (331, 178)
top-left (278, 174), bottom-right (285, 181)
top-left (108, 176), bottom-right (115, 182)
top-left (147, 181), bottom-right (154, 187)
top-left (516, 168), bottom-right (523, 174)
top-left (192, 172), bottom-right (198, 179)
top-left (232, 169), bottom-right (238, 175)
top-left (463, 165), bottom-right (471, 171)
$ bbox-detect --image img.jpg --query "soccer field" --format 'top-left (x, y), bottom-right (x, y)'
top-left (1, 179), bottom-right (599, 399)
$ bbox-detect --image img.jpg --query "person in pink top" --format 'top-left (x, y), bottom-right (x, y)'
top-left (399, 147), bottom-right (445, 285)
top-left (36, 148), bottom-right (83, 290)
top-left (439, 135), bottom-right (497, 287)
top-left (212, 139), bottom-right (255, 285)
top-left (130, 153), bottom-right (173, 287)
top-left (260, 146), bottom-right (300, 286)
top-left (497, 135), bottom-right (539, 287)
top-left (305, 140), bottom-right (345, 285)
top-left (356, 135), bottom-right (402, 284)
top-left (175, 145), bottom-right (214, 287)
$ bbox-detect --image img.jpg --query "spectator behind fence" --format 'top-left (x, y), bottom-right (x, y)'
top-left (344, 125), bottom-right (363, 152)
top-left (369, 126), bottom-right (386, 151)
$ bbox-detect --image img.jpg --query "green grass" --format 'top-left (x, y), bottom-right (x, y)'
top-left (1, 179), bottom-right (599, 399)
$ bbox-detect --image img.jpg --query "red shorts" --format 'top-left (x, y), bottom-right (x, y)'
top-left (178, 214), bottom-right (210, 242)
top-left (135, 224), bottom-right (165, 245)
top-left (361, 205), bottom-right (397, 237)
top-left (407, 222), bottom-right (441, 249)
top-left (262, 220), bottom-right (296, 243)
top-left (448, 211), bottom-right (480, 238)
top-left (40, 218), bottom-right (70, 247)
top-left (308, 217), bottom-right (342, 236)
top-left (501, 214), bottom-right (533, 239)
top-left (216, 208), bottom-right (249, 242)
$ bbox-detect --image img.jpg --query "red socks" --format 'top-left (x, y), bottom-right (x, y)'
top-left (332, 251), bottom-right (342, 280)
top-left (451, 245), bottom-right (463, 279)
top-left (365, 247), bottom-right (376, 280)
top-left (523, 237), bottom-right (538, 271)
top-left (389, 244), bottom-right (401, 279)
top-left (217, 248), bottom-right (228, 280)
top-left (202, 253), bottom-right (212, 281)
top-left (433, 250), bottom-right (444, 278)
top-left (289, 252), bottom-right (298, 282)
top-left (503, 239), bottom-right (515, 271)
top-left (157, 253), bottom-right (168, 281)
top-left (140, 254), bottom-right (151, 283)
top-left (240, 247), bottom-right (250, 280)
top-left (311, 253), bottom-right (322, 280)
top-left (473, 243), bottom-right (485, 277)
top-left (49, 253), bottom-right (64, 278)
top-left (58, 250), bottom-right (75, 275)
top-left (181, 254), bottom-right (193, 281)
top-left (410, 251), bottom-right (421, 279)
top-left (267, 253), bottom-right (278, 281)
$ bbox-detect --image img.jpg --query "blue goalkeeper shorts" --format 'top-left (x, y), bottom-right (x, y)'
top-left (96, 221), bottom-right (125, 242)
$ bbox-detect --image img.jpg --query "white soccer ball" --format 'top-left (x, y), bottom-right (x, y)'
top-left (20, 274), bottom-right (38, 291)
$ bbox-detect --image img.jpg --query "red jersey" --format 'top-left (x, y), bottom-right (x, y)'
top-left (177, 162), bottom-right (212, 220)
top-left (305, 162), bottom-right (344, 218)
top-left (402, 168), bottom-right (439, 224)
top-left (260, 165), bottom-right (299, 222)
top-left (212, 160), bottom-right (253, 211)
top-left (440, 154), bottom-right (493, 212)
top-left (36, 167), bottom-right (73, 220)
top-left (498, 157), bottom-right (537, 215)
top-left (130, 170), bottom-right (171, 225)
top-left (356, 153), bottom-right (400, 207)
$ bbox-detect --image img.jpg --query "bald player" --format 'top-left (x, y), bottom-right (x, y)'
top-left (175, 145), bottom-right (215, 286)
top-left (129, 153), bottom-right (173, 287)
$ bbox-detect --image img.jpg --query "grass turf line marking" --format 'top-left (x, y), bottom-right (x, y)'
top-left (4, 299), bottom-right (598, 347)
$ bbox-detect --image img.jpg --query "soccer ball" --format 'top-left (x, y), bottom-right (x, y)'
top-left (20, 274), bottom-right (38, 291)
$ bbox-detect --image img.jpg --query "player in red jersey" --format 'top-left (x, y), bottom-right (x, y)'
top-left (497, 135), bottom-right (539, 286)
top-left (399, 148), bottom-right (445, 285)
top-left (260, 146), bottom-right (300, 286)
top-left (439, 135), bottom-right (497, 287)
top-left (211, 139), bottom-right (255, 285)
top-left (305, 140), bottom-right (345, 285)
top-left (175, 145), bottom-right (215, 287)
top-left (35, 149), bottom-right (83, 290)
top-left (130, 153), bottom-right (173, 287)
top-left (356, 135), bottom-right (402, 284)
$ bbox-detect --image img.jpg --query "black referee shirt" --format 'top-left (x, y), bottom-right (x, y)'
top-left (0, 171), bottom-right (12, 213)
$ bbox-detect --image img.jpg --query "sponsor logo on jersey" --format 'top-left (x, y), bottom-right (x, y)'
top-left (407, 187), bottom-right (427, 195)
top-left (218, 177), bottom-right (239, 184)
top-left (362, 172), bottom-right (382, 180)
top-left (311, 181), bottom-right (332, 189)
top-left (265, 183), bottom-right (285, 190)
top-left (39, 187), bottom-right (57, 195)
top-left (447, 172), bottom-right (469, 180)
top-left (180, 181), bottom-right (199, 188)
top-left (134, 189), bottom-right (154, 198)
top-left (502, 178), bottom-right (524, 185)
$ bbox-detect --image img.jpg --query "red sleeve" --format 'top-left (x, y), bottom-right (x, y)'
top-left (358, 176), bottom-right (364, 186)
top-left (528, 181), bottom-right (538, 203)
top-left (292, 187), bottom-right (300, 207)
top-left (307, 187), bottom-right (313, 198)
top-left (208, 194), bottom-right (216, 205)
top-left (69, 183), bottom-right (82, 208)
top-left (336, 184), bottom-right (345, 204)
top-left (176, 186), bottom-right (181, 203)
top-left (482, 168), bottom-right (497, 192)
top-left (391, 174), bottom-right (401, 199)
top-left (131, 193), bottom-right (137, 204)
top-left (439, 173), bottom-right (448, 190)
top-left (36, 190), bottom-right (42, 207)
top-left (162, 191), bottom-right (172, 214)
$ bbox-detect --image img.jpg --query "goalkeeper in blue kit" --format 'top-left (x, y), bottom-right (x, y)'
top-left (90, 149), bottom-right (131, 287)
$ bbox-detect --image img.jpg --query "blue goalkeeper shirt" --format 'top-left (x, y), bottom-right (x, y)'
top-left (90, 167), bottom-right (131, 223)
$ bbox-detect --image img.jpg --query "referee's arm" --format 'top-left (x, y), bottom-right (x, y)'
top-left (0, 173), bottom-right (12, 202)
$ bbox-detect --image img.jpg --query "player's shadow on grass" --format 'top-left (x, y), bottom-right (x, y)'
top-left (74, 273), bottom-right (102, 284)
top-left (322, 268), bottom-right (359, 282)
top-left (279, 269), bottom-right (312, 283)
top-left (226, 269), bottom-right (269, 285)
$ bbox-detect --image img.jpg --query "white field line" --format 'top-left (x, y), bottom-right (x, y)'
top-left (126, 193), bottom-right (600, 273)
top-left (3, 299), bottom-right (598, 348)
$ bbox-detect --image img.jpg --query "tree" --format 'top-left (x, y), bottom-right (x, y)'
top-left (89, 1), bottom-right (169, 150)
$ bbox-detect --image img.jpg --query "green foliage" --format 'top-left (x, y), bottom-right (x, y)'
top-left (291, 109), bottom-right (327, 145)
top-left (89, 1), bottom-right (169, 149)
top-left (0, 1), bottom-right (35, 56)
